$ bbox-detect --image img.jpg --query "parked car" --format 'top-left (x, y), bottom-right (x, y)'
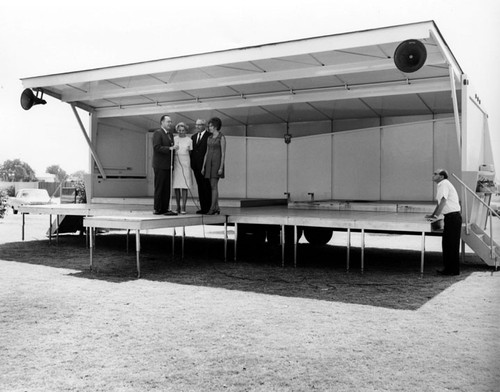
top-left (7, 188), bottom-right (53, 214)
top-left (491, 193), bottom-right (500, 215)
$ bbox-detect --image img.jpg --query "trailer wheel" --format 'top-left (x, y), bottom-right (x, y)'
top-left (303, 227), bottom-right (333, 246)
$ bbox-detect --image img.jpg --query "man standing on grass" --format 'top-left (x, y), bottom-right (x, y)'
top-left (426, 169), bottom-right (462, 275)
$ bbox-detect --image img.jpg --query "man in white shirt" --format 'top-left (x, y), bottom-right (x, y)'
top-left (426, 169), bottom-right (462, 275)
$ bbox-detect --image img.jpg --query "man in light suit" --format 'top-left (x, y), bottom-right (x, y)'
top-left (152, 115), bottom-right (177, 215)
top-left (190, 119), bottom-right (211, 214)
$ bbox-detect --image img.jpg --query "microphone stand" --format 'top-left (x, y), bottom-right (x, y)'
top-left (170, 149), bottom-right (174, 212)
top-left (164, 138), bottom-right (177, 215)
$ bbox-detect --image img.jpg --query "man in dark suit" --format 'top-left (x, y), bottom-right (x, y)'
top-left (152, 115), bottom-right (177, 215)
top-left (190, 119), bottom-right (211, 214)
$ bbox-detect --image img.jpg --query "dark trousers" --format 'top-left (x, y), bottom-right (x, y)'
top-left (153, 168), bottom-right (171, 213)
top-left (193, 169), bottom-right (212, 213)
top-left (442, 212), bottom-right (462, 273)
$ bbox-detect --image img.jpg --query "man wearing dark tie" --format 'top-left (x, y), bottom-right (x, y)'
top-left (152, 115), bottom-right (177, 215)
top-left (190, 119), bottom-right (211, 214)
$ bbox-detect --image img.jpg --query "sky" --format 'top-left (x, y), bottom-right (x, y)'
top-left (0, 0), bottom-right (499, 178)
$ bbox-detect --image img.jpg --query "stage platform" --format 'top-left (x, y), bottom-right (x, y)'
top-left (84, 213), bottom-right (227, 278)
top-left (18, 201), bottom-right (438, 277)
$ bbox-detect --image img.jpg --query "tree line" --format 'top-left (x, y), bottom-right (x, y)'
top-left (0, 159), bottom-right (87, 182)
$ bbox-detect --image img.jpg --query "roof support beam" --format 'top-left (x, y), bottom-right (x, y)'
top-left (70, 104), bottom-right (107, 179)
top-left (449, 65), bottom-right (462, 157)
top-left (429, 29), bottom-right (462, 78)
top-left (95, 77), bottom-right (452, 119)
top-left (61, 53), bottom-right (445, 103)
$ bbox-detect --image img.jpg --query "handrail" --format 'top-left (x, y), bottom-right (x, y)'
top-left (452, 174), bottom-right (500, 220)
top-left (453, 173), bottom-right (499, 264)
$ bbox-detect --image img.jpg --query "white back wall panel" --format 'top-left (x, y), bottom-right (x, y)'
top-left (146, 133), bottom-right (154, 196)
top-left (434, 119), bottom-right (460, 178)
top-left (464, 101), bottom-right (486, 171)
top-left (381, 123), bottom-right (433, 200)
top-left (219, 136), bottom-right (247, 198)
top-left (246, 138), bottom-right (287, 198)
top-left (93, 178), bottom-right (148, 197)
top-left (289, 135), bottom-right (332, 201)
top-left (96, 124), bottom-right (147, 176)
top-left (332, 129), bottom-right (381, 200)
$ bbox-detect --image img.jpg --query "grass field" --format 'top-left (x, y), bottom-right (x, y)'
top-left (1, 212), bottom-right (499, 391)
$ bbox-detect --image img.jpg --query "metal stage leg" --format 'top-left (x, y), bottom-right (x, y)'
top-left (136, 230), bottom-right (141, 278)
top-left (294, 225), bottom-right (297, 268)
top-left (89, 227), bottom-right (94, 272)
top-left (420, 232), bottom-right (425, 277)
top-left (223, 223), bottom-right (227, 262)
top-left (85, 215), bottom-right (90, 249)
top-left (361, 229), bottom-right (365, 273)
top-left (172, 228), bottom-right (175, 258)
top-left (461, 240), bottom-right (466, 264)
top-left (49, 214), bottom-right (52, 245)
top-left (234, 223), bottom-right (238, 261)
top-left (346, 228), bottom-right (351, 272)
top-left (182, 226), bottom-right (185, 260)
top-left (56, 215), bottom-right (59, 245)
top-left (22, 213), bottom-right (25, 241)
top-left (126, 229), bottom-right (130, 254)
top-left (281, 224), bottom-right (285, 267)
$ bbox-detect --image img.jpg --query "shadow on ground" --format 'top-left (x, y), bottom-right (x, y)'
top-left (0, 233), bottom-right (491, 311)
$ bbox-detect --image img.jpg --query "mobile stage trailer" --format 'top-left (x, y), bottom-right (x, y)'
top-left (20, 21), bottom-right (498, 270)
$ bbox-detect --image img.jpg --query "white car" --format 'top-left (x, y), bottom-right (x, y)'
top-left (491, 193), bottom-right (500, 215)
top-left (8, 188), bottom-right (53, 214)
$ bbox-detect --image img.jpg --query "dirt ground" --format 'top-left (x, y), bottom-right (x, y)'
top-left (1, 212), bottom-right (499, 391)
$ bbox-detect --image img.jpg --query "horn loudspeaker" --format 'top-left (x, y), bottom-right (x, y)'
top-left (393, 39), bottom-right (427, 73)
top-left (20, 88), bottom-right (47, 110)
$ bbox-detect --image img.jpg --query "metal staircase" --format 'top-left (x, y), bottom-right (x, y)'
top-left (453, 174), bottom-right (499, 269)
top-left (462, 223), bottom-right (500, 268)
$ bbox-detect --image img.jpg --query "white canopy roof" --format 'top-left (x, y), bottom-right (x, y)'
top-left (21, 21), bottom-right (463, 129)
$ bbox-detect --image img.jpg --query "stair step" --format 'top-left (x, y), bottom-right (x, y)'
top-left (470, 223), bottom-right (483, 234)
top-left (480, 233), bottom-right (492, 246)
top-left (462, 226), bottom-right (499, 267)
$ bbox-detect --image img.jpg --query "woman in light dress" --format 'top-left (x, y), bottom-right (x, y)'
top-left (172, 122), bottom-right (193, 214)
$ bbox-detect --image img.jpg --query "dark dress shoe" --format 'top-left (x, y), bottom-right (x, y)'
top-left (164, 210), bottom-right (178, 216)
top-left (153, 210), bottom-right (163, 215)
top-left (196, 210), bottom-right (204, 214)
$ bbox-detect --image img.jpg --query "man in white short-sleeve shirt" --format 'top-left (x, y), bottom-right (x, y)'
top-left (425, 169), bottom-right (462, 275)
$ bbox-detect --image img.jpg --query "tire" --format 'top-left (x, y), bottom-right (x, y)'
top-left (303, 227), bottom-right (333, 246)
